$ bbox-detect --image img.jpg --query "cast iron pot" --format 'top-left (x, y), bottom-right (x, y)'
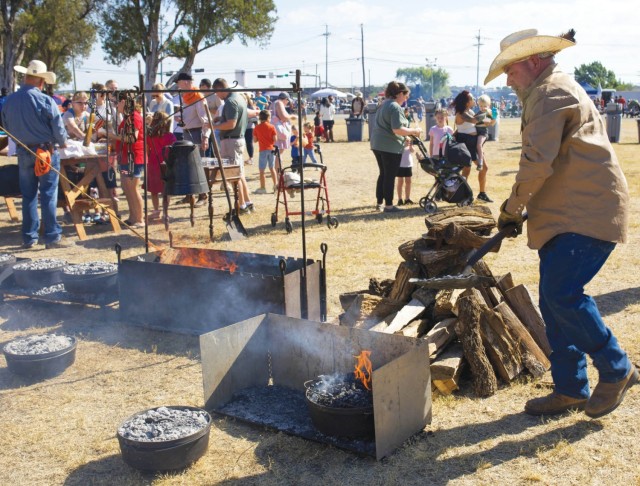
top-left (304, 378), bottom-right (375, 440)
top-left (12, 259), bottom-right (66, 289)
top-left (3, 336), bottom-right (77, 379)
top-left (60, 264), bottom-right (118, 294)
top-left (117, 405), bottom-right (212, 472)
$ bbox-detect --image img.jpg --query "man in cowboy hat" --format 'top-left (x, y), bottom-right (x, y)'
top-left (489, 30), bottom-right (636, 418)
top-left (1, 60), bottom-right (74, 249)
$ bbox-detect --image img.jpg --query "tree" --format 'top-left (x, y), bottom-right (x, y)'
top-left (23, 0), bottom-right (97, 87)
top-left (1, 0), bottom-right (97, 90)
top-left (574, 61), bottom-right (617, 89)
top-left (100, 0), bottom-right (277, 91)
top-left (396, 66), bottom-right (450, 100)
top-left (167, 0), bottom-right (277, 75)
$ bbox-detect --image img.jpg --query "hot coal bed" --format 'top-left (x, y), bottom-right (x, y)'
top-left (200, 314), bottom-right (432, 460)
top-left (118, 247), bottom-right (326, 335)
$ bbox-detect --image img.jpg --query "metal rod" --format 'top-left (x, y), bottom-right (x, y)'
top-left (140, 74), bottom-right (149, 253)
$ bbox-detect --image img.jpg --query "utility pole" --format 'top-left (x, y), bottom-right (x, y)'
top-left (426, 57), bottom-right (437, 100)
top-left (159, 17), bottom-right (164, 83)
top-left (71, 56), bottom-right (77, 92)
top-left (474, 29), bottom-right (483, 98)
top-left (323, 25), bottom-right (330, 88)
top-left (361, 24), bottom-right (366, 99)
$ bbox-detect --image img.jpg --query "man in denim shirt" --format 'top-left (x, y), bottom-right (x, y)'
top-left (1, 60), bottom-right (73, 249)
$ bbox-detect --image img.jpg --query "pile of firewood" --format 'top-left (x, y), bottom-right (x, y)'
top-left (338, 206), bottom-right (551, 397)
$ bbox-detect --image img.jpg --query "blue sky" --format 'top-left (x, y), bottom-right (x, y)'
top-left (63, 0), bottom-right (639, 92)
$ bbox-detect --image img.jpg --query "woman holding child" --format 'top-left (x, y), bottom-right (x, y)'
top-left (451, 90), bottom-right (493, 202)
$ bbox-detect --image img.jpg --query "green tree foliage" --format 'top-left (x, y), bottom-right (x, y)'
top-left (168, 0), bottom-right (277, 74)
top-left (1, 0), bottom-right (97, 89)
top-left (574, 61), bottom-right (617, 89)
top-left (100, 0), bottom-right (277, 90)
top-left (395, 66), bottom-right (450, 100)
top-left (22, 0), bottom-right (97, 86)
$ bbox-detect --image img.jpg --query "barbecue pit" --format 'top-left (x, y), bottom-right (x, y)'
top-left (119, 246), bottom-right (327, 335)
top-left (200, 313), bottom-right (431, 460)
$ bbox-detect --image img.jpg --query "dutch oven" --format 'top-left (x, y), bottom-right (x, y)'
top-left (12, 258), bottom-right (67, 289)
top-left (117, 405), bottom-right (212, 472)
top-left (304, 373), bottom-right (375, 440)
top-left (60, 261), bottom-right (118, 294)
top-left (3, 334), bottom-right (77, 379)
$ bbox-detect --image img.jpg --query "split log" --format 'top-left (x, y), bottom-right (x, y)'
top-left (455, 295), bottom-right (498, 397)
top-left (411, 287), bottom-right (437, 307)
top-left (340, 294), bottom-right (404, 328)
top-left (387, 261), bottom-right (420, 302)
top-left (425, 206), bottom-right (496, 239)
top-left (494, 301), bottom-right (550, 376)
top-left (472, 259), bottom-right (495, 279)
top-left (339, 290), bottom-right (368, 311)
top-left (430, 342), bottom-right (465, 394)
top-left (479, 307), bottom-right (524, 382)
top-left (443, 222), bottom-right (501, 251)
top-left (368, 278), bottom-right (394, 297)
top-left (433, 288), bottom-right (464, 319)
top-left (424, 317), bottom-right (457, 358)
top-left (401, 319), bottom-right (429, 338)
top-left (414, 247), bottom-right (466, 277)
top-left (384, 298), bottom-right (427, 334)
top-left (503, 284), bottom-right (552, 356)
top-left (485, 287), bottom-right (503, 307)
top-left (496, 273), bottom-right (515, 294)
top-left (398, 238), bottom-right (432, 262)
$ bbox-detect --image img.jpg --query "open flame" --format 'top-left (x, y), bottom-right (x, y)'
top-left (159, 247), bottom-right (238, 273)
top-left (354, 350), bottom-right (372, 390)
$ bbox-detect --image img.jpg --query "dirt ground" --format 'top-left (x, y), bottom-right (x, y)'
top-left (0, 117), bottom-right (639, 485)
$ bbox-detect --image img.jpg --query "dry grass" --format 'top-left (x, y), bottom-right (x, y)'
top-left (1, 117), bottom-right (640, 485)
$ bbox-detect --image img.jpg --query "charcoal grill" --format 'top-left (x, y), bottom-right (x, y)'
top-left (118, 246), bottom-right (327, 335)
top-left (200, 314), bottom-right (431, 460)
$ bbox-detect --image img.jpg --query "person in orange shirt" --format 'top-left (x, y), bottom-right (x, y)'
top-left (253, 110), bottom-right (277, 194)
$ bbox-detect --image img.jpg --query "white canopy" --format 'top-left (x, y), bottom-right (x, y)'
top-left (310, 88), bottom-right (350, 99)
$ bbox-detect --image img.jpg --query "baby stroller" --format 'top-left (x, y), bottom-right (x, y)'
top-left (411, 135), bottom-right (474, 213)
top-left (271, 144), bottom-right (338, 233)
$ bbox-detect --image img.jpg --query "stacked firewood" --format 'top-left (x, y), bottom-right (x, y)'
top-left (339, 206), bottom-right (551, 397)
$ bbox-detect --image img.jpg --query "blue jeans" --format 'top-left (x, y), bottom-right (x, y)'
top-left (17, 147), bottom-right (62, 245)
top-left (303, 148), bottom-right (318, 164)
top-left (539, 233), bottom-right (631, 399)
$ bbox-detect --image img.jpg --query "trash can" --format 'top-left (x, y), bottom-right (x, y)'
top-left (605, 103), bottom-right (622, 143)
top-left (424, 101), bottom-right (437, 141)
top-left (366, 103), bottom-right (378, 141)
top-left (346, 117), bottom-right (365, 142)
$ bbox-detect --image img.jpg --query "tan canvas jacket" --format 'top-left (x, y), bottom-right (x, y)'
top-left (505, 64), bottom-right (628, 249)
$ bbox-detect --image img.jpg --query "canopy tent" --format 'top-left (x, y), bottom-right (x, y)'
top-left (310, 88), bottom-right (350, 99)
top-left (580, 82), bottom-right (597, 95)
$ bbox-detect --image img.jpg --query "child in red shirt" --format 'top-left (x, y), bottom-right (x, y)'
top-left (147, 111), bottom-right (177, 221)
top-left (302, 122), bottom-right (319, 163)
top-left (253, 110), bottom-right (278, 194)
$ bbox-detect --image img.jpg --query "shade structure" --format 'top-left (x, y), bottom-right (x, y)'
top-left (310, 88), bottom-right (350, 99)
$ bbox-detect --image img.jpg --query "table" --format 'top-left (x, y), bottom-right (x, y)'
top-left (203, 163), bottom-right (241, 241)
top-left (60, 155), bottom-right (121, 240)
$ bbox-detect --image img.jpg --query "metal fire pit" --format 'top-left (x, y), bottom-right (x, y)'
top-left (200, 314), bottom-right (431, 460)
top-left (118, 247), bottom-right (327, 335)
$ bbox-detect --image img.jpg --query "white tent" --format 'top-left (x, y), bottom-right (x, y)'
top-left (310, 88), bottom-right (350, 99)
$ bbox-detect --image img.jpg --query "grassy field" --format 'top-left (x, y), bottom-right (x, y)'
top-left (0, 116), bottom-right (639, 485)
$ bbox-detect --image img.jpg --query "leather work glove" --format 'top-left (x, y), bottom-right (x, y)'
top-left (498, 199), bottom-right (524, 237)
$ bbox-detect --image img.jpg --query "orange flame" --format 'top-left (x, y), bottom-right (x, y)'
top-left (160, 248), bottom-right (238, 273)
top-left (354, 350), bottom-right (372, 390)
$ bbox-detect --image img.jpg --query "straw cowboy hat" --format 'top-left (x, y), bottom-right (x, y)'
top-left (484, 29), bottom-right (575, 84)
top-left (14, 59), bottom-right (57, 84)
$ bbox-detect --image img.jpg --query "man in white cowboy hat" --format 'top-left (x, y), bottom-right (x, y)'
top-left (489, 29), bottom-right (636, 418)
top-left (1, 60), bottom-right (74, 249)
